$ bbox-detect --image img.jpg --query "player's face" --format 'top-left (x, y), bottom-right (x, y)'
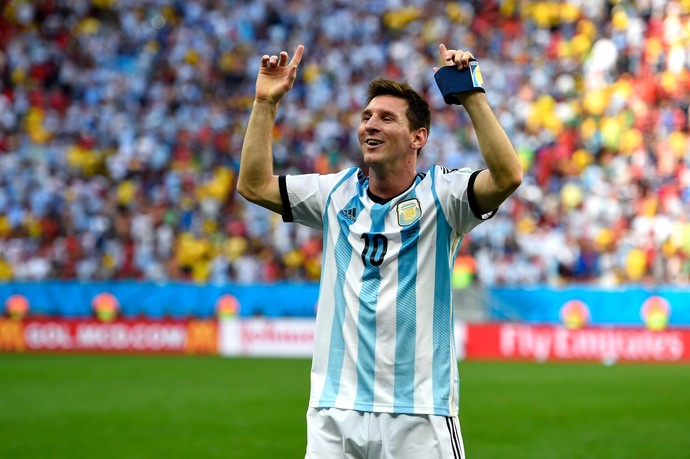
top-left (358, 95), bottom-right (417, 167)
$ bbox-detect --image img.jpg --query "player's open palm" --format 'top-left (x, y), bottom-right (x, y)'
top-left (255, 45), bottom-right (304, 104)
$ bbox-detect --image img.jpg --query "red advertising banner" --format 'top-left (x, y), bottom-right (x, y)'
top-left (465, 323), bottom-right (690, 363)
top-left (0, 318), bottom-right (218, 354)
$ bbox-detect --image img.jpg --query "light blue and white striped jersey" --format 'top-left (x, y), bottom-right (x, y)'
top-left (279, 165), bottom-right (494, 416)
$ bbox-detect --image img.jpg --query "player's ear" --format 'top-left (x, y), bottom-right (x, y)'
top-left (411, 127), bottom-right (428, 151)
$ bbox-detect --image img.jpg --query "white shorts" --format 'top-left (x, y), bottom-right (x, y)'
top-left (305, 407), bottom-right (465, 459)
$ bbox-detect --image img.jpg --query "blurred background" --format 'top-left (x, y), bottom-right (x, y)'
top-left (2, 0), bottom-right (690, 286)
top-left (1, 0), bottom-right (690, 328)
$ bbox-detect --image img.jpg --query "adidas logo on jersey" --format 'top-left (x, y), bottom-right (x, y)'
top-left (340, 207), bottom-right (357, 222)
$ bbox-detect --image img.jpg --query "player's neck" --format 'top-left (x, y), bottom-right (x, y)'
top-left (368, 168), bottom-right (417, 200)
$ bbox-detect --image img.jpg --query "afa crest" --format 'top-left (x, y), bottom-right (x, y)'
top-left (397, 199), bottom-right (421, 226)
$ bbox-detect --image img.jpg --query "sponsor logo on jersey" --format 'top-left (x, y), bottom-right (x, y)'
top-left (340, 207), bottom-right (357, 222)
top-left (397, 199), bottom-right (421, 226)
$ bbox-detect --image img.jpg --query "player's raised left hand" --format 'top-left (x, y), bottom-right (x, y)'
top-left (433, 44), bottom-right (475, 73)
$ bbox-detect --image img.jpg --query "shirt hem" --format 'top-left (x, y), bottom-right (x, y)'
top-left (309, 400), bottom-right (454, 417)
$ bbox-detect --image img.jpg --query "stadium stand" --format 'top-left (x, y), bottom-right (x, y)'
top-left (1, 0), bottom-right (689, 286)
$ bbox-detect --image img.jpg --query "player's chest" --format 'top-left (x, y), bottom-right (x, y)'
top-left (330, 195), bottom-right (440, 262)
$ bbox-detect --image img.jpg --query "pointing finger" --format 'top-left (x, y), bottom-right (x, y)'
top-left (289, 44), bottom-right (305, 67)
top-left (439, 43), bottom-right (451, 62)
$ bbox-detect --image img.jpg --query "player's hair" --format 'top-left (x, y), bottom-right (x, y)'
top-left (365, 78), bottom-right (431, 134)
top-left (365, 79), bottom-right (430, 156)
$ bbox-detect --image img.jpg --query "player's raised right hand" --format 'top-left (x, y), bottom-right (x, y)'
top-left (255, 45), bottom-right (304, 104)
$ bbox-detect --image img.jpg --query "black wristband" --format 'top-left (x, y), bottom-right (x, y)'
top-left (434, 59), bottom-right (485, 105)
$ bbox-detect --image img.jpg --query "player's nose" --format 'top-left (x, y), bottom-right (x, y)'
top-left (364, 117), bottom-right (381, 132)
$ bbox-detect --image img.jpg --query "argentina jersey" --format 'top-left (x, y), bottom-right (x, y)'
top-left (279, 165), bottom-right (494, 416)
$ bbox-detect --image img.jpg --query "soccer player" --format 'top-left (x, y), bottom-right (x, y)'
top-left (238, 44), bottom-right (522, 458)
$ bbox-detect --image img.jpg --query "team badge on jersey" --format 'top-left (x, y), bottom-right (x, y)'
top-left (397, 199), bottom-right (421, 226)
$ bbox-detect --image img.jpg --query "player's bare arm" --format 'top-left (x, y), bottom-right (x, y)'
top-left (435, 44), bottom-right (523, 213)
top-left (237, 45), bottom-right (304, 214)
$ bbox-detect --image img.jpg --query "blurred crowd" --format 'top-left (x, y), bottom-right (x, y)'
top-left (1, 0), bottom-right (690, 287)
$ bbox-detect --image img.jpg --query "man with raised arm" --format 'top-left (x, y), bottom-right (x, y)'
top-left (238, 43), bottom-right (522, 458)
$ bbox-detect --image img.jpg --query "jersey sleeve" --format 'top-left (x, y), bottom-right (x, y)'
top-left (432, 165), bottom-right (496, 235)
top-left (280, 169), bottom-right (354, 230)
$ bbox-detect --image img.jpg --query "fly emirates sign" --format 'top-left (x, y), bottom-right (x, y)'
top-left (464, 324), bottom-right (689, 362)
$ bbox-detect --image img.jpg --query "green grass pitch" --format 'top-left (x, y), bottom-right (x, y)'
top-left (1, 354), bottom-right (689, 458)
